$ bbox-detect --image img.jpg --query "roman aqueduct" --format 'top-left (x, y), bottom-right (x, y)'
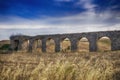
top-left (10, 30), bottom-right (120, 52)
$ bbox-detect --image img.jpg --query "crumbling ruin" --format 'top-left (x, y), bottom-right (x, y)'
top-left (10, 30), bottom-right (120, 52)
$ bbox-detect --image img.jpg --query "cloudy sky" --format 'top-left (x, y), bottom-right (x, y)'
top-left (0, 0), bottom-right (120, 40)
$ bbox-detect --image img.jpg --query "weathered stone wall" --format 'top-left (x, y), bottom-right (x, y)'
top-left (10, 30), bottom-right (120, 52)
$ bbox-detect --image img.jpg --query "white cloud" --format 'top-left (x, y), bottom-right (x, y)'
top-left (0, 25), bottom-right (51, 29)
top-left (75, 0), bottom-right (96, 11)
top-left (0, 3), bottom-right (120, 40)
top-left (0, 10), bottom-right (119, 29)
top-left (0, 23), bottom-right (120, 40)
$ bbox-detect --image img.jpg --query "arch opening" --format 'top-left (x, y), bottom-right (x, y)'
top-left (97, 36), bottom-right (111, 52)
top-left (46, 38), bottom-right (55, 53)
top-left (33, 39), bottom-right (42, 53)
top-left (14, 40), bottom-right (19, 51)
top-left (21, 39), bottom-right (29, 52)
top-left (60, 38), bottom-right (71, 52)
top-left (77, 37), bottom-right (89, 52)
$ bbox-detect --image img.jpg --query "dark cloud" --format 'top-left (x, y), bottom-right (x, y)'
top-left (0, 0), bottom-right (86, 19)
top-left (0, 0), bottom-right (120, 18)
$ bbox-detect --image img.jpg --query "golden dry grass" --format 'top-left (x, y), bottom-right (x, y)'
top-left (0, 51), bottom-right (120, 80)
top-left (0, 38), bottom-right (120, 80)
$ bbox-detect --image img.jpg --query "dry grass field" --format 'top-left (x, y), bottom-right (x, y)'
top-left (0, 38), bottom-right (120, 80)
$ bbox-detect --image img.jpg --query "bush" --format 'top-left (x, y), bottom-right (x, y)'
top-left (0, 44), bottom-right (10, 50)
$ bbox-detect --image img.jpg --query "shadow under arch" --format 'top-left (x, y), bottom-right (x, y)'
top-left (97, 36), bottom-right (111, 52)
top-left (60, 38), bottom-right (71, 52)
top-left (46, 38), bottom-right (55, 53)
top-left (32, 39), bottom-right (42, 53)
top-left (77, 37), bottom-right (89, 52)
top-left (14, 40), bottom-right (19, 51)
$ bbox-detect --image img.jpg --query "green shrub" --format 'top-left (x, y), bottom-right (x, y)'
top-left (0, 44), bottom-right (10, 50)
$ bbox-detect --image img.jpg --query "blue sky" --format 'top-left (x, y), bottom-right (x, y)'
top-left (0, 0), bottom-right (120, 40)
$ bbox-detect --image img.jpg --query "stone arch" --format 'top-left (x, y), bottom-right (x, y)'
top-left (32, 39), bottom-right (42, 52)
top-left (97, 36), bottom-right (111, 52)
top-left (14, 40), bottom-right (19, 51)
top-left (46, 38), bottom-right (55, 53)
top-left (77, 37), bottom-right (89, 52)
top-left (21, 39), bottom-right (29, 52)
top-left (60, 38), bottom-right (71, 52)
